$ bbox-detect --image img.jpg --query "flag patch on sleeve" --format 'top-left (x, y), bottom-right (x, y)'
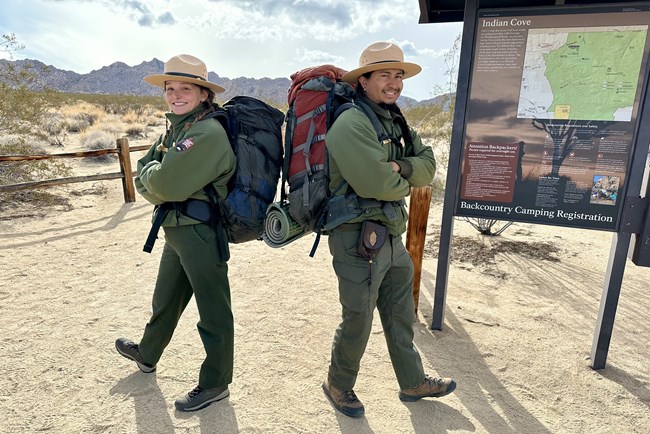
top-left (176, 137), bottom-right (195, 152)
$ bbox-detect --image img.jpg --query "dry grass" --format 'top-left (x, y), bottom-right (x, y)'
top-left (0, 97), bottom-right (164, 214)
top-left (59, 100), bottom-right (107, 119)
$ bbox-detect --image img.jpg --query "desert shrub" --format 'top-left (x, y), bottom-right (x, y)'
top-left (0, 136), bottom-right (72, 210)
top-left (95, 117), bottom-right (124, 135)
top-left (0, 35), bottom-right (73, 209)
top-left (60, 100), bottom-right (104, 116)
top-left (59, 101), bottom-right (103, 133)
top-left (144, 115), bottom-right (162, 127)
top-left (405, 102), bottom-right (450, 137)
top-left (79, 130), bottom-right (116, 163)
top-left (38, 92), bottom-right (166, 121)
top-left (142, 106), bottom-right (162, 117)
top-left (91, 94), bottom-right (166, 116)
top-left (42, 112), bottom-right (68, 146)
top-left (0, 39), bottom-right (58, 136)
top-left (125, 124), bottom-right (146, 138)
top-left (429, 173), bottom-right (446, 203)
top-left (67, 112), bottom-right (97, 133)
top-left (459, 217), bottom-right (514, 236)
top-left (0, 79), bottom-right (57, 137)
top-left (121, 110), bottom-right (140, 124)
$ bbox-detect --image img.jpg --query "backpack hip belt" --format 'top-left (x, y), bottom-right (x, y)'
top-left (323, 191), bottom-right (405, 233)
top-left (142, 198), bottom-right (228, 260)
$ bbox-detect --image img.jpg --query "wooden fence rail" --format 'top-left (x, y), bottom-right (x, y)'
top-left (0, 138), bottom-right (149, 202)
top-left (2, 137), bottom-right (432, 312)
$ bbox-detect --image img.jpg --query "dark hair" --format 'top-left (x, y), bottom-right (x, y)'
top-left (198, 87), bottom-right (216, 111)
top-left (192, 86), bottom-right (217, 120)
top-left (357, 72), bottom-right (414, 148)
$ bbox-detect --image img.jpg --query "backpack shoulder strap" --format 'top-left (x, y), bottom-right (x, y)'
top-left (143, 203), bottom-right (174, 253)
top-left (202, 106), bottom-right (232, 142)
top-left (352, 100), bottom-right (392, 145)
top-left (280, 105), bottom-right (294, 202)
top-left (332, 102), bottom-right (354, 122)
top-left (309, 101), bottom-right (395, 257)
top-left (332, 100), bottom-right (391, 145)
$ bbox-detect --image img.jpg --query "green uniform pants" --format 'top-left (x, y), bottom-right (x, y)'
top-left (138, 223), bottom-right (233, 389)
top-left (327, 227), bottom-right (425, 391)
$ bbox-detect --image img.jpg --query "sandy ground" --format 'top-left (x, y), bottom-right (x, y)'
top-left (1, 140), bottom-right (650, 433)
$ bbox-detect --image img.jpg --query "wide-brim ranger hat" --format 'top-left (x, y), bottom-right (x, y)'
top-left (144, 54), bottom-right (225, 93)
top-left (341, 42), bottom-right (422, 84)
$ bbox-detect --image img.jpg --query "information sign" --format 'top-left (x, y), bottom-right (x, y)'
top-left (455, 5), bottom-right (650, 230)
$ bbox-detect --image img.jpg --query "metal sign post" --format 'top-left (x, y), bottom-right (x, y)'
top-left (590, 77), bottom-right (650, 369)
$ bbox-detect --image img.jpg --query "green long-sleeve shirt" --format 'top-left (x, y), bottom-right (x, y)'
top-left (135, 105), bottom-right (235, 227)
top-left (325, 96), bottom-right (436, 235)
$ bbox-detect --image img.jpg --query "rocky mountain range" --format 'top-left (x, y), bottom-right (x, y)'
top-left (0, 58), bottom-right (438, 108)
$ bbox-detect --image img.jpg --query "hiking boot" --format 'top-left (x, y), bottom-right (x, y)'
top-left (115, 338), bottom-right (156, 373)
top-left (322, 381), bottom-right (365, 418)
top-left (399, 375), bottom-right (457, 402)
top-left (174, 385), bottom-right (230, 412)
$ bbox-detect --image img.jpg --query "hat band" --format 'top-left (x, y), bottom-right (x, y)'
top-left (165, 71), bottom-right (207, 81)
top-left (365, 59), bottom-right (403, 66)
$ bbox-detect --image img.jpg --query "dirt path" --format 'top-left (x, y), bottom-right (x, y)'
top-left (1, 178), bottom-right (649, 433)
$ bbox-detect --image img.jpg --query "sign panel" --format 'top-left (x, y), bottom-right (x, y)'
top-left (455, 4), bottom-right (650, 230)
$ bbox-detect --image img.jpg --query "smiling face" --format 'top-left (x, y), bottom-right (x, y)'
top-left (164, 80), bottom-right (208, 115)
top-left (359, 69), bottom-right (404, 105)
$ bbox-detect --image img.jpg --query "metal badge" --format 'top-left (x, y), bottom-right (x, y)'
top-left (369, 230), bottom-right (377, 247)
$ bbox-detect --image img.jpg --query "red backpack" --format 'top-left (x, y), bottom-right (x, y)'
top-left (281, 65), bottom-right (355, 232)
top-left (269, 65), bottom-right (389, 256)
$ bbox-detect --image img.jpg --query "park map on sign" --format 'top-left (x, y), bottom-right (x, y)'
top-left (517, 26), bottom-right (648, 121)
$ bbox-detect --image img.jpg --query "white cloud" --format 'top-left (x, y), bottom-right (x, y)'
top-left (389, 38), bottom-right (446, 59)
top-left (157, 11), bottom-right (176, 25)
top-left (206, 0), bottom-right (353, 28)
top-left (295, 48), bottom-right (345, 66)
top-left (3, 0), bottom-right (463, 100)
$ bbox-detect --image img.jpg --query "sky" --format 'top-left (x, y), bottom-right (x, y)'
top-left (1, 0), bottom-right (463, 101)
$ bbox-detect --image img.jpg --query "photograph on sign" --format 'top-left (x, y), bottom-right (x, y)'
top-left (455, 5), bottom-right (650, 230)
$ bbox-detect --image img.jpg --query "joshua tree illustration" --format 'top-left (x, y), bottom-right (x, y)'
top-left (531, 119), bottom-right (614, 176)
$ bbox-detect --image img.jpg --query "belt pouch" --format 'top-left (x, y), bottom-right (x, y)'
top-left (357, 220), bottom-right (388, 261)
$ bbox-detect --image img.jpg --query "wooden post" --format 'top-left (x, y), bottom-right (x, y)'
top-left (406, 186), bottom-right (432, 315)
top-left (117, 138), bottom-right (136, 203)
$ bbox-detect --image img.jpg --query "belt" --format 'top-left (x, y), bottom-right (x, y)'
top-left (336, 222), bottom-right (362, 231)
top-left (142, 199), bottom-right (212, 253)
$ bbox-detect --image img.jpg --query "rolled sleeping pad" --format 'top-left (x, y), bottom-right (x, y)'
top-left (263, 202), bottom-right (306, 248)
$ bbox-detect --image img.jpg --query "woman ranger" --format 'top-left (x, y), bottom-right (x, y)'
top-left (115, 54), bottom-right (236, 412)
